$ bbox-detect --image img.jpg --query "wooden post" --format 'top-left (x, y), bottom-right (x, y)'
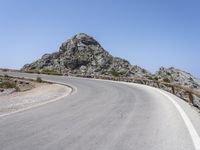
top-left (156, 82), bottom-right (160, 88)
top-left (188, 92), bottom-right (194, 105)
top-left (171, 86), bottom-right (175, 94)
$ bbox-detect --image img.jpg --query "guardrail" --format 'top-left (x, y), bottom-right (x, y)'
top-left (74, 74), bottom-right (200, 108)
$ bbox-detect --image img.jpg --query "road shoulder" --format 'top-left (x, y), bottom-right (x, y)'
top-left (0, 83), bottom-right (72, 117)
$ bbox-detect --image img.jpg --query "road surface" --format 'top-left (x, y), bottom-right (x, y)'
top-left (0, 71), bottom-right (200, 150)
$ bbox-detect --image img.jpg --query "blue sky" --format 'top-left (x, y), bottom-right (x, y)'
top-left (0, 0), bottom-right (200, 78)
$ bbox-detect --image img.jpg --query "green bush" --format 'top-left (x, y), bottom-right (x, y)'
top-left (166, 72), bottom-right (171, 76)
top-left (25, 70), bottom-right (40, 74)
top-left (25, 69), bottom-right (62, 76)
top-left (111, 71), bottom-right (120, 77)
top-left (163, 78), bottom-right (171, 83)
top-left (141, 69), bottom-right (146, 73)
top-left (0, 81), bottom-right (16, 89)
top-left (4, 74), bottom-right (9, 79)
top-left (36, 77), bottom-right (42, 83)
top-left (145, 75), bottom-right (153, 80)
top-left (41, 69), bottom-right (62, 76)
top-left (154, 76), bottom-right (159, 81)
top-left (2, 68), bottom-right (9, 72)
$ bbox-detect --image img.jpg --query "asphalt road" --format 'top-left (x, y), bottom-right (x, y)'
top-left (0, 71), bottom-right (200, 150)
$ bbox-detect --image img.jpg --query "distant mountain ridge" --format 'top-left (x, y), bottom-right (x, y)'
top-left (22, 33), bottom-right (200, 91)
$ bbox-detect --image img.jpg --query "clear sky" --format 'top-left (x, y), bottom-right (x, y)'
top-left (0, 0), bottom-right (200, 78)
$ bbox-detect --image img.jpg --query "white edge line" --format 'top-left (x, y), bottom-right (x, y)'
top-left (156, 89), bottom-right (200, 150)
top-left (114, 81), bottom-right (200, 150)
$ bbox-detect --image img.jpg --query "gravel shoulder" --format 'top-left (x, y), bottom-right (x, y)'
top-left (0, 83), bottom-right (71, 117)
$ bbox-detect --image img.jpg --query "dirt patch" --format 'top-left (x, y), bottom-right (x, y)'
top-left (0, 83), bottom-right (71, 117)
top-left (0, 75), bottom-right (35, 96)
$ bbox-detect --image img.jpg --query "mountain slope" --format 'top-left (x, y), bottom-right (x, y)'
top-left (155, 67), bottom-right (200, 90)
top-left (22, 33), bottom-right (150, 77)
top-left (22, 33), bottom-right (200, 92)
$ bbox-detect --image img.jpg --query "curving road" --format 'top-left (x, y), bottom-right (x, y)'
top-left (0, 71), bottom-right (200, 150)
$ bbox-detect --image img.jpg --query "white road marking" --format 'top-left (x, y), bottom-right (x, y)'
top-left (157, 89), bottom-right (200, 150)
top-left (119, 81), bottom-right (200, 150)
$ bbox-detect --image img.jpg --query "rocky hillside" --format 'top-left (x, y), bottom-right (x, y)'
top-left (155, 67), bottom-right (200, 91)
top-left (22, 33), bottom-right (150, 77)
top-left (22, 33), bottom-right (200, 92)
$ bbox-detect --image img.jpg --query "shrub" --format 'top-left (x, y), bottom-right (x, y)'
top-left (0, 81), bottom-right (16, 89)
top-left (36, 77), bottom-right (42, 83)
top-left (2, 68), bottom-right (9, 72)
top-left (154, 76), bottom-right (159, 81)
top-left (25, 70), bottom-right (40, 74)
top-left (166, 72), bottom-right (171, 76)
top-left (25, 69), bottom-right (62, 76)
top-left (111, 71), bottom-right (120, 77)
top-left (41, 69), bottom-right (62, 76)
top-left (4, 74), bottom-right (9, 79)
top-left (163, 78), bottom-right (171, 83)
top-left (145, 75), bottom-right (153, 80)
top-left (141, 69), bottom-right (146, 73)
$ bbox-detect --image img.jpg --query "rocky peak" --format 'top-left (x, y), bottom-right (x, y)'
top-left (22, 33), bottom-right (150, 77)
top-left (59, 33), bottom-right (100, 52)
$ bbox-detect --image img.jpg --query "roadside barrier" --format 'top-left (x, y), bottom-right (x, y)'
top-left (73, 74), bottom-right (200, 108)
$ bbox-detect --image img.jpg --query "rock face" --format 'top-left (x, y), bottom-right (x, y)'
top-left (155, 67), bottom-right (200, 90)
top-left (22, 33), bottom-right (150, 77)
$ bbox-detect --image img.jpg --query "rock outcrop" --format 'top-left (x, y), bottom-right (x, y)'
top-left (155, 67), bottom-right (200, 90)
top-left (154, 67), bottom-right (200, 107)
top-left (22, 33), bottom-right (150, 77)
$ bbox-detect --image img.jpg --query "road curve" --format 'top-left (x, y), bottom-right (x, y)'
top-left (0, 71), bottom-right (200, 150)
